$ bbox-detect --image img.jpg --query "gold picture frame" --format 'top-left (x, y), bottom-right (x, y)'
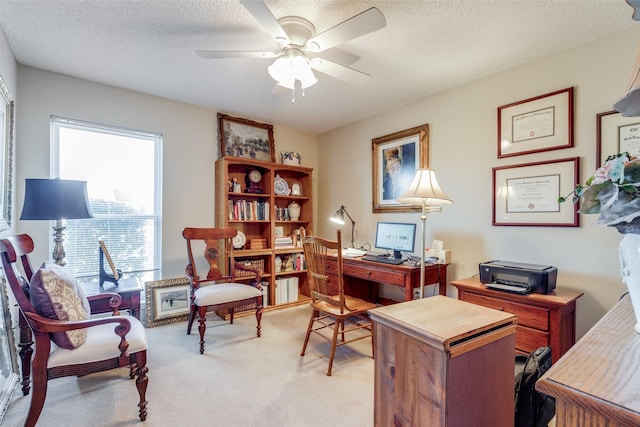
top-left (218, 112), bottom-right (275, 162)
top-left (372, 124), bottom-right (429, 213)
top-left (145, 277), bottom-right (191, 328)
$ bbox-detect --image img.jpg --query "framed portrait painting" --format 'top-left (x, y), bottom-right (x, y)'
top-left (218, 113), bottom-right (275, 162)
top-left (597, 110), bottom-right (640, 168)
top-left (372, 124), bottom-right (429, 213)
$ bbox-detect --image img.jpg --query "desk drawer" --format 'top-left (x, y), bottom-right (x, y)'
top-left (516, 325), bottom-right (549, 355)
top-left (461, 292), bottom-right (550, 331)
top-left (343, 263), bottom-right (406, 286)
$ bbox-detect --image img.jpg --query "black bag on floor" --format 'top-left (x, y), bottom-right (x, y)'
top-left (514, 346), bottom-right (556, 427)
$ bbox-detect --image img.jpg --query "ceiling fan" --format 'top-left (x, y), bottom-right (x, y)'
top-left (196, 0), bottom-right (387, 95)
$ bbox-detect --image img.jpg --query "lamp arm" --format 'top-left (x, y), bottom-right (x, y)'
top-left (341, 206), bottom-right (356, 248)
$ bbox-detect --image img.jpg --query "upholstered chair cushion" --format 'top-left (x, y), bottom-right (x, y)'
top-left (194, 283), bottom-right (262, 306)
top-left (47, 315), bottom-right (147, 368)
top-left (30, 262), bottom-right (91, 349)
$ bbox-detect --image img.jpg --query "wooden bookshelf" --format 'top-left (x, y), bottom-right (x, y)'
top-left (215, 157), bottom-right (313, 314)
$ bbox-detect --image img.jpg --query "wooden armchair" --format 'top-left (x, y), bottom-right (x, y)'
top-left (301, 230), bottom-right (376, 376)
top-left (0, 234), bottom-right (148, 427)
top-left (183, 227), bottom-right (263, 354)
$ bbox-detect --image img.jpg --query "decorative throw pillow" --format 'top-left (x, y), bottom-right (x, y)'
top-left (30, 262), bottom-right (90, 349)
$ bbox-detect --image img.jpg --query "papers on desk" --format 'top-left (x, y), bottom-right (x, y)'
top-left (342, 247), bottom-right (367, 258)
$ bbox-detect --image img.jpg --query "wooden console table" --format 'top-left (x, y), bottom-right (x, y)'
top-left (369, 296), bottom-right (517, 426)
top-left (80, 277), bottom-right (142, 319)
top-left (451, 277), bottom-right (582, 363)
top-left (325, 255), bottom-right (448, 303)
top-left (536, 294), bottom-right (640, 426)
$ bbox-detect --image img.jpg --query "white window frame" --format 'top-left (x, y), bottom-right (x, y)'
top-left (50, 115), bottom-right (162, 280)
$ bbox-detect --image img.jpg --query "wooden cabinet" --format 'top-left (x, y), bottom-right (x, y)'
top-left (215, 157), bottom-right (313, 312)
top-left (536, 294), bottom-right (640, 426)
top-left (369, 296), bottom-right (517, 427)
top-left (451, 277), bottom-right (583, 363)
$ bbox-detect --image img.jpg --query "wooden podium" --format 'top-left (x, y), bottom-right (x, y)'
top-left (369, 296), bottom-right (517, 427)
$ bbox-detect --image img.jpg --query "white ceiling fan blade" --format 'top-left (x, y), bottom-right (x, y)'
top-left (310, 58), bottom-right (370, 86)
top-left (240, 0), bottom-right (290, 44)
top-left (196, 50), bottom-right (280, 59)
top-left (305, 7), bottom-right (386, 52)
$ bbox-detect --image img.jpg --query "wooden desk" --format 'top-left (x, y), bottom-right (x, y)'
top-left (80, 277), bottom-right (143, 320)
top-left (536, 294), bottom-right (640, 426)
top-left (326, 255), bottom-right (448, 303)
top-left (452, 277), bottom-right (583, 363)
top-left (369, 296), bottom-right (517, 426)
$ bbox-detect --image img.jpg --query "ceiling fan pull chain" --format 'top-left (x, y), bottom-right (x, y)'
top-left (291, 89), bottom-right (295, 104)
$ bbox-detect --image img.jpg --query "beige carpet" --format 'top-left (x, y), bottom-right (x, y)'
top-left (2, 305), bottom-right (374, 427)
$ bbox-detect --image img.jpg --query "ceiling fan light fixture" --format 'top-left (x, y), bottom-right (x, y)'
top-left (267, 49), bottom-right (318, 89)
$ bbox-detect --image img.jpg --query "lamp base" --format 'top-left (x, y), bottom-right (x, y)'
top-left (52, 221), bottom-right (66, 267)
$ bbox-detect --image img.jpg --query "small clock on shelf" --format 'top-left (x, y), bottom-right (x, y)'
top-left (245, 169), bottom-right (264, 194)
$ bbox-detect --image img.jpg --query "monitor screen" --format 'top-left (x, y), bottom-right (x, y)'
top-left (374, 222), bottom-right (416, 259)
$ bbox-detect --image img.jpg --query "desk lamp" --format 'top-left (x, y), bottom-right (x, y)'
top-left (397, 169), bottom-right (452, 299)
top-left (330, 205), bottom-right (356, 248)
top-left (20, 178), bottom-right (94, 266)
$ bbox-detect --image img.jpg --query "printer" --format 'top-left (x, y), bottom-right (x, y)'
top-left (479, 260), bottom-right (557, 294)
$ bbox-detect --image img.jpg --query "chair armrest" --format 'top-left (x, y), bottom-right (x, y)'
top-left (87, 292), bottom-right (123, 316)
top-left (24, 311), bottom-right (132, 336)
top-left (234, 262), bottom-right (263, 283)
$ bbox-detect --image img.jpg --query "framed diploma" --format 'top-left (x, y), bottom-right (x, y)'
top-left (492, 157), bottom-right (579, 227)
top-left (498, 87), bottom-right (573, 158)
top-left (597, 110), bottom-right (640, 168)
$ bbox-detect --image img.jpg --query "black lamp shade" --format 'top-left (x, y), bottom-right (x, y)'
top-left (20, 178), bottom-right (94, 220)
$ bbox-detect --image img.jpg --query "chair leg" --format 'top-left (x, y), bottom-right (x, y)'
top-left (197, 307), bottom-right (207, 354)
top-left (300, 309), bottom-right (317, 356)
top-left (133, 352), bottom-right (149, 422)
top-left (18, 314), bottom-right (33, 396)
top-left (229, 307), bottom-right (235, 324)
top-left (255, 303), bottom-right (263, 337)
top-left (327, 316), bottom-right (341, 377)
top-left (186, 304), bottom-right (197, 335)
top-left (24, 351), bottom-right (49, 427)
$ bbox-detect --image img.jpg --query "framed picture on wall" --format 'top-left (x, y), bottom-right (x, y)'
top-left (372, 124), bottom-right (429, 213)
top-left (492, 157), bottom-right (579, 227)
top-left (497, 87), bottom-right (574, 158)
top-left (218, 113), bottom-right (275, 162)
top-left (597, 110), bottom-right (640, 168)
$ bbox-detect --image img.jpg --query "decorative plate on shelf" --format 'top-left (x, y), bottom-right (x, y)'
top-left (232, 230), bottom-right (246, 249)
top-left (274, 175), bottom-right (290, 196)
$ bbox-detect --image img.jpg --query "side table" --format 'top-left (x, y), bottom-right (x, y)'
top-left (80, 277), bottom-right (142, 320)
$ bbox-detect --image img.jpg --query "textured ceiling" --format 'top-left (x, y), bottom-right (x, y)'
top-left (0, 0), bottom-right (636, 134)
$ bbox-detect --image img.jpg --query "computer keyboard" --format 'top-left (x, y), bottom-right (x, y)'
top-left (361, 255), bottom-right (405, 265)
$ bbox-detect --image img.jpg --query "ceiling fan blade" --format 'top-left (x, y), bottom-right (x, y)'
top-left (240, 0), bottom-right (290, 44)
top-left (196, 50), bottom-right (280, 59)
top-left (310, 58), bottom-right (370, 86)
top-left (305, 7), bottom-right (386, 52)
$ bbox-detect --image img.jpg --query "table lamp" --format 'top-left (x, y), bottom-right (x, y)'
top-left (20, 178), bottom-right (94, 266)
top-left (396, 169), bottom-right (452, 298)
top-left (330, 205), bottom-right (356, 248)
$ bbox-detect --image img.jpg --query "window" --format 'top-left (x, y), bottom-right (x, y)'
top-left (51, 116), bottom-right (162, 280)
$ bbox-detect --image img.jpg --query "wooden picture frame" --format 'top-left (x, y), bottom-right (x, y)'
top-left (145, 277), bottom-right (191, 328)
top-left (597, 110), bottom-right (640, 168)
top-left (372, 124), bottom-right (429, 213)
top-left (498, 87), bottom-right (573, 158)
top-left (492, 157), bottom-right (579, 227)
top-left (217, 113), bottom-right (275, 162)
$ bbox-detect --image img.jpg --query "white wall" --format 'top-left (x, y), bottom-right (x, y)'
top-left (318, 25), bottom-right (640, 338)
top-left (15, 66), bottom-right (318, 278)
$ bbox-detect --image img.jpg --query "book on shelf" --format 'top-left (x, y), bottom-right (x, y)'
top-left (275, 277), bottom-right (299, 304)
top-left (228, 200), bottom-right (270, 221)
top-left (275, 236), bottom-right (294, 248)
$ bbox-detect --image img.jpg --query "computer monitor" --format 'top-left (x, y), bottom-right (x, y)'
top-left (374, 221), bottom-right (416, 260)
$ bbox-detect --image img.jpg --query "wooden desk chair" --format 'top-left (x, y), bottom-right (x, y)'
top-left (0, 234), bottom-right (148, 427)
top-left (183, 227), bottom-right (263, 354)
top-left (301, 230), bottom-right (376, 376)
